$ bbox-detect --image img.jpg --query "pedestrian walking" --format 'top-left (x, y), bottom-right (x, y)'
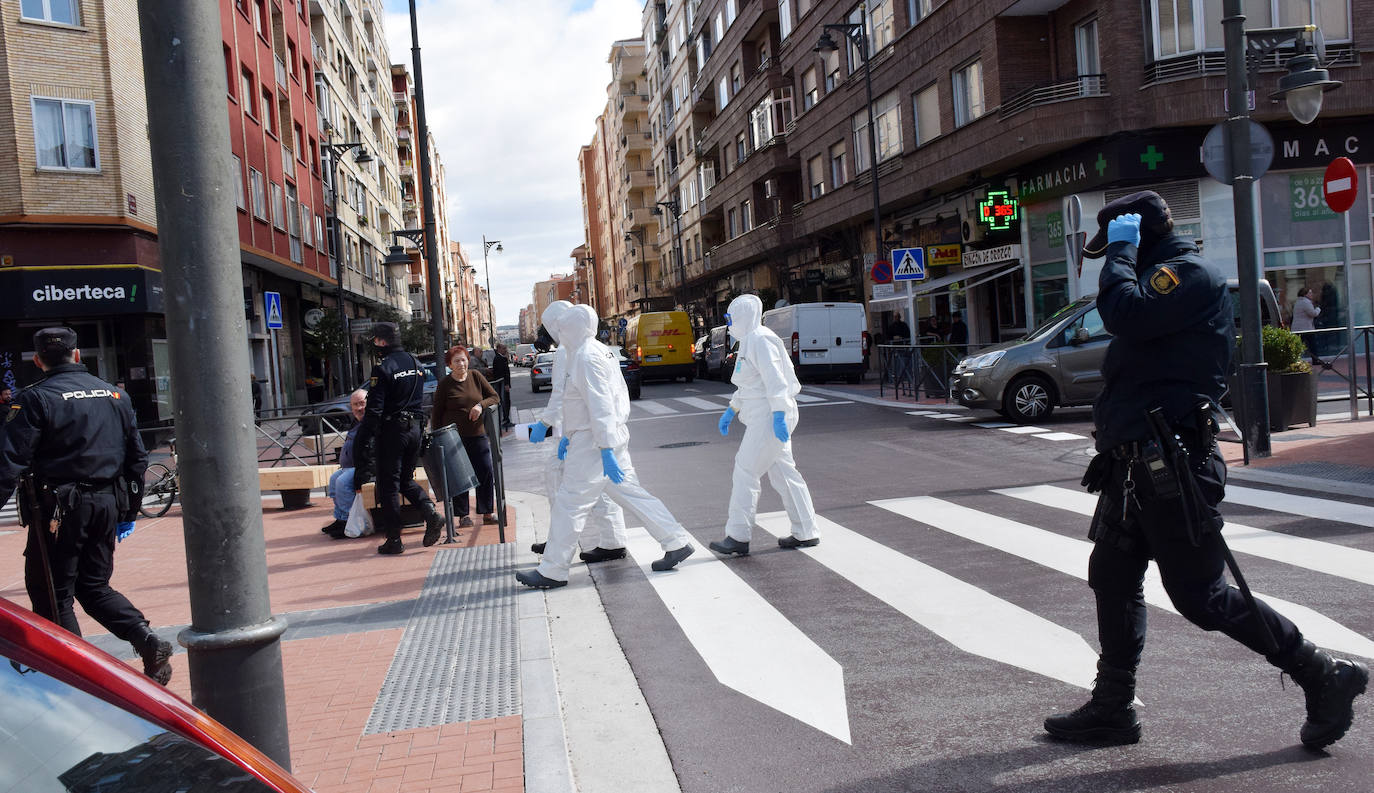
top-left (1045, 191), bottom-right (1367, 750)
top-left (492, 343), bottom-right (514, 430)
top-left (709, 294), bottom-right (819, 557)
top-left (352, 322), bottom-right (444, 555)
top-left (527, 301), bottom-right (629, 564)
top-left (1291, 286), bottom-right (1323, 365)
top-left (0, 327), bottom-right (174, 685)
top-left (516, 305), bottom-right (694, 589)
top-left (430, 345), bottom-right (498, 527)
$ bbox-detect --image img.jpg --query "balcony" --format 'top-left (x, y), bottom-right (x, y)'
top-left (1000, 74), bottom-right (1108, 119)
top-left (624, 169), bottom-right (654, 189)
top-left (625, 206), bottom-right (655, 229)
top-left (393, 90), bottom-right (408, 103)
top-left (619, 92), bottom-right (649, 114)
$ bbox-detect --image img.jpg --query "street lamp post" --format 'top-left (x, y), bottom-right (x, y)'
top-left (818, 8), bottom-right (883, 303)
top-left (1222, 6), bottom-right (1341, 459)
top-left (651, 200), bottom-right (683, 307)
top-left (482, 236), bottom-right (502, 347)
top-left (322, 139), bottom-right (373, 395)
top-left (405, 0), bottom-right (447, 364)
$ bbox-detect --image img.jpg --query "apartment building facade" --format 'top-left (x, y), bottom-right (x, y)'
top-left (638, 0), bottom-right (1372, 347)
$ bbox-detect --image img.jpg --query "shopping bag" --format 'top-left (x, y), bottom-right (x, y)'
top-left (422, 424), bottom-right (480, 501)
top-left (344, 493), bottom-right (374, 538)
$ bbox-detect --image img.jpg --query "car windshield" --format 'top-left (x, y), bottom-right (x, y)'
top-left (1021, 297), bottom-right (1095, 342)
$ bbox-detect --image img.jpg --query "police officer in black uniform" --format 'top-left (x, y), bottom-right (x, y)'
top-left (1043, 192), bottom-right (1367, 750)
top-left (0, 328), bottom-right (173, 685)
top-left (352, 322), bottom-right (443, 555)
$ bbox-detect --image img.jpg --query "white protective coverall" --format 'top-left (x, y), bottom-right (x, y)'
top-left (722, 294), bottom-right (819, 543)
top-left (536, 302), bottom-right (628, 553)
top-left (537, 305), bottom-right (693, 581)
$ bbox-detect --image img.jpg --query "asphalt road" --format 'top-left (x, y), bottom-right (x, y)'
top-left (504, 366), bottom-right (1373, 793)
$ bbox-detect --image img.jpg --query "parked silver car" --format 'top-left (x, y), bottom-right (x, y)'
top-left (530, 352), bottom-right (556, 392)
top-left (951, 280), bottom-right (1279, 422)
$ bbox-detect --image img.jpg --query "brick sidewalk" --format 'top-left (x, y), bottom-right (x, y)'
top-left (0, 498), bottom-right (523, 793)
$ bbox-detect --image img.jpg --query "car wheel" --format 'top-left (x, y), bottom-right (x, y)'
top-left (1002, 375), bottom-right (1056, 423)
top-left (846, 373), bottom-right (862, 384)
top-left (531, 384), bottom-right (540, 393)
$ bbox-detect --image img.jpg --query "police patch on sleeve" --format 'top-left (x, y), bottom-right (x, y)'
top-left (1149, 266), bottom-right (1180, 295)
top-left (6, 405), bottom-right (20, 423)
top-left (369, 376), bottom-right (378, 387)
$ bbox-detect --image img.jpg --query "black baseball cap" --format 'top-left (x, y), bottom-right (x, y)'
top-left (1082, 190), bottom-right (1173, 259)
top-left (372, 321), bottom-right (400, 345)
top-left (34, 327), bottom-right (78, 355)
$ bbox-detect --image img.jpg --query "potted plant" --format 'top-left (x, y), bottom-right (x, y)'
top-left (1262, 324), bottom-right (1318, 431)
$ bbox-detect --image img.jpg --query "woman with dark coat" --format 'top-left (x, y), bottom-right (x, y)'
top-left (430, 346), bottom-right (499, 526)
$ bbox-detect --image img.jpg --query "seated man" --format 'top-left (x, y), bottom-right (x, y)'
top-left (320, 389), bottom-right (368, 538)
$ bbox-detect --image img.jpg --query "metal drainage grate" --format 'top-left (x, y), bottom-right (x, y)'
top-left (364, 542), bottom-right (519, 733)
top-left (658, 441), bottom-right (709, 448)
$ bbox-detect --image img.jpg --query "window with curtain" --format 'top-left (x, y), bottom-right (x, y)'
top-left (1155, 0), bottom-right (1348, 61)
top-left (271, 183), bottom-right (286, 229)
top-left (908, 0), bottom-right (938, 26)
top-left (851, 91), bottom-right (900, 172)
top-left (20, 0), bottom-right (78, 24)
top-left (824, 50), bottom-right (841, 92)
top-left (32, 97), bottom-right (97, 171)
top-left (869, 0), bottom-right (895, 50)
top-left (913, 83), bottom-right (940, 145)
top-left (780, 0), bottom-right (793, 39)
top-left (952, 59), bottom-right (984, 127)
top-left (250, 168), bottom-right (267, 219)
top-left (802, 68), bottom-right (818, 110)
top-left (233, 154), bottom-right (246, 210)
top-left (808, 154), bottom-right (825, 199)
top-left (830, 142), bottom-right (847, 187)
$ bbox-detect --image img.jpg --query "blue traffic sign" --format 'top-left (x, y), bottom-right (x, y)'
top-left (264, 291), bottom-right (284, 330)
top-left (892, 248), bottom-right (926, 281)
top-left (618, 318), bottom-right (628, 328)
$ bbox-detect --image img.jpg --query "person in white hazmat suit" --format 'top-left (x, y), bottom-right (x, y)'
top-left (527, 301), bottom-right (629, 563)
top-left (516, 304), bottom-right (696, 589)
top-left (708, 293), bottom-right (819, 556)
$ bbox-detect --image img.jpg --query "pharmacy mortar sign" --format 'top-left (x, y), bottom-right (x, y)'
top-left (891, 248), bottom-right (926, 281)
top-left (962, 244), bottom-right (1022, 268)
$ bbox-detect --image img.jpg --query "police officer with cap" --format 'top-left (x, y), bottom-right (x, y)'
top-left (352, 321), bottom-right (443, 554)
top-left (1044, 192), bottom-right (1367, 750)
top-left (0, 327), bottom-right (174, 684)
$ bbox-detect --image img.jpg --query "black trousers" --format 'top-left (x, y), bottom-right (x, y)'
top-left (376, 420), bottom-right (432, 541)
top-left (1087, 447), bottom-right (1301, 672)
top-left (452, 434), bottom-right (495, 516)
top-left (24, 488), bottom-right (149, 642)
top-left (500, 383), bottom-right (512, 427)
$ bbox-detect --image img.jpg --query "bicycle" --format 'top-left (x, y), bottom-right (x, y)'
top-left (140, 437), bottom-right (179, 518)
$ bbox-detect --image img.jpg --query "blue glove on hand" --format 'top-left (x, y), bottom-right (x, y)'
top-left (529, 421), bottom-right (550, 444)
top-left (600, 448), bottom-right (626, 483)
top-left (772, 411), bottom-right (790, 443)
top-left (718, 407), bottom-right (736, 436)
top-left (557, 436), bottom-right (570, 461)
top-left (1107, 213), bottom-right (1142, 247)
top-left (116, 521), bottom-right (136, 543)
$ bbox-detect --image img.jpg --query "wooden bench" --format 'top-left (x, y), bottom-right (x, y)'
top-left (258, 464), bottom-right (335, 510)
top-left (359, 469), bottom-right (431, 509)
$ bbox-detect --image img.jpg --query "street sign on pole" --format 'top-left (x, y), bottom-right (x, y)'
top-left (891, 247), bottom-right (926, 281)
top-left (1323, 157), bottom-right (1359, 213)
top-left (263, 291), bottom-right (283, 330)
top-left (1202, 121), bottom-right (1274, 185)
top-left (871, 259), bottom-right (893, 284)
top-left (350, 318), bottom-right (374, 337)
top-left (618, 317), bottom-right (628, 329)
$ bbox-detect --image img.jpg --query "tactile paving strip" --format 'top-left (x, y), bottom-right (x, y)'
top-left (365, 543), bottom-right (520, 733)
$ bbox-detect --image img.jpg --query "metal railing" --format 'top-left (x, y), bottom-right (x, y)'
top-left (876, 343), bottom-right (982, 402)
top-left (1293, 325), bottom-right (1374, 416)
top-left (1000, 74), bottom-right (1106, 118)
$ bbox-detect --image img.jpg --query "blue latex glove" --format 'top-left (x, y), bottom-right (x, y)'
top-left (601, 448), bottom-right (626, 483)
top-left (718, 407), bottom-right (736, 436)
top-left (1107, 213), bottom-right (1141, 247)
top-left (116, 521), bottom-right (136, 543)
top-left (772, 411), bottom-right (790, 443)
top-left (557, 436), bottom-right (570, 461)
top-left (529, 421), bottom-right (550, 443)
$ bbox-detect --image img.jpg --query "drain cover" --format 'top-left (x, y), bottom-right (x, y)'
top-left (659, 441), bottom-right (708, 448)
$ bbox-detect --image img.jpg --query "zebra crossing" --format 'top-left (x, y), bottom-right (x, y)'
top-left (626, 390), bottom-right (845, 421)
top-left (617, 481), bottom-right (1373, 742)
top-left (906, 409), bottom-right (1091, 443)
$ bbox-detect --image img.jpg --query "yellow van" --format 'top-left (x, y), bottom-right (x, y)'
top-left (626, 311), bottom-right (696, 382)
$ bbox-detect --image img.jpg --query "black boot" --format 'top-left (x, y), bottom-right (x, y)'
top-left (580, 546), bottom-right (628, 563)
top-left (421, 501), bottom-right (443, 547)
top-left (378, 533), bottom-right (404, 555)
top-left (1275, 639), bottom-right (1369, 750)
top-left (321, 518), bottom-right (345, 535)
top-left (531, 541), bottom-right (546, 554)
top-left (134, 630), bottom-right (173, 686)
top-left (708, 536), bottom-right (750, 556)
top-left (1044, 662), bottom-right (1140, 744)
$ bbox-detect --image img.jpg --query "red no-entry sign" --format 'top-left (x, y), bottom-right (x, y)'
top-left (1323, 157), bottom-right (1359, 214)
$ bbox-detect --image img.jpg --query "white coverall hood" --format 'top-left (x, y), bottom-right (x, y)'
top-left (727, 293), bottom-right (764, 343)
top-left (541, 300), bottom-right (573, 343)
top-left (557, 304), bottom-right (598, 352)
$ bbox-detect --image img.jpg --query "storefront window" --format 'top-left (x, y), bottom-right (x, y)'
top-left (1032, 261), bottom-right (1069, 326)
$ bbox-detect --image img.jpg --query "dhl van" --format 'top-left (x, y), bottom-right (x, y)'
top-left (625, 311), bottom-right (696, 382)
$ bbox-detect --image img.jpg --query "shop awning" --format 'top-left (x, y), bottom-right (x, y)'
top-left (868, 261), bottom-right (1021, 305)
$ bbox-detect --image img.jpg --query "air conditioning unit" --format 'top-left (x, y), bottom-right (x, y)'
top-left (961, 217), bottom-right (985, 244)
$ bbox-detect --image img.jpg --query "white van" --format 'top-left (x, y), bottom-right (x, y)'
top-left (762, 302), bottom-right (868, 383)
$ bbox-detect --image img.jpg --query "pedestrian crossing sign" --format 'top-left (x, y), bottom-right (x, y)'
top-left (892, 248), bottom-right (926, 281)
top-left (264, 291), bottom-right (283, 330)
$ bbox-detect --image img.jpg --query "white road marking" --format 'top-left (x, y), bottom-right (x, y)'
top-left (1225, 485), bottom-right (1374, 529)
top-left (623, 533), bottom-right (852, 743)
top-left (919, 413), bottom-right (964, 419)
top-left (795, 394), bottom-right (828, 403)
top-left (998, 426), bottom-right (1049, 435)
top-left (997, 484), bottom-right (1374, 589)
top-left (906, 411), bottom-right (942, 416)
top-left (634, 400), bottom-right (677, 415)
top-left (972, 422), bottom-right (1016, 429)
top-left (945, 416), bottom-right (983, 422)
top-left (675, 396), bottom-right (729, 411)
top-left (754, 512), bottom-right (1099, 693)
top-left (872, 496), bottom-right (1374, 660)
top-left (1032, 432), bottom-right (1089, 441)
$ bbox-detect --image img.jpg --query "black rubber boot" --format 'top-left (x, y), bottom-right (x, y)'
top-left (421, 501), bottom-right (443, 547)
top-left (708, 536), bottom-right (750, 556)
top-left (580, 547), bottom-right (628, 563)
top-left (135, 631), bottom-right (173, 686)
top-left (652, 544), bottom-right (695, 571)
top-left (1274, 639), bottom-right (1369, 750)
top-left (777, 535), bottom-right (819, 549)
top-left (531, 541), bottom-right (546, 554)
top-left (321, 519), bottom-right (345, 535)
top-left (516, 569), bottom-right (567, 589)
top-left (1044, 662), bottom-right (1140, 744)
top-left (377, 537), bottom-right (404, 555)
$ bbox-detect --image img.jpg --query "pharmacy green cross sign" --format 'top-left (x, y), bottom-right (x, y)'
top-left (1140, 145), bottom-right (1165, 171)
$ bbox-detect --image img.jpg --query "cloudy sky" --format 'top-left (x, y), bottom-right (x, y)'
top-left (383, 0), bottom-right (643, 327)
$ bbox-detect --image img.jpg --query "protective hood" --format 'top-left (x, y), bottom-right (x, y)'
top-left (557, 304), bottom-right (598, 351)
top-left (727, 294), bottom-right (763, 342)
top-left (541, 300), bottom-right (573, 343)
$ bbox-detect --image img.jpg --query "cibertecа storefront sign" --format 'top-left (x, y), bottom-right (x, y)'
top-left (1, 265), bottom-right (164, 318)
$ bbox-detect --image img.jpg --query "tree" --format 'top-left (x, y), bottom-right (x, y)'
top-left (304, 308), bottom-right (347, 360)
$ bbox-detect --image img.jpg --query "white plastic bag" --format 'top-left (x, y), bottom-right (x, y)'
top-left (344, 494), bottom-right (374, 538)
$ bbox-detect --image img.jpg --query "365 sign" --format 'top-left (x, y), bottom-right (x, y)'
top-left (1290, 172), bottom-right (1336, 222)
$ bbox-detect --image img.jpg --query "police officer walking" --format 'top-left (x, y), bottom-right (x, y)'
top-left (352, 322), bottom-right (443, 555)
top-left (1044, 192), bottom-right (1367, 750)
top-left (0, 328), bottom-right (173, 685)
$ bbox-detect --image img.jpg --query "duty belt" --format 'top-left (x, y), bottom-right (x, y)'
top-left (385, 411), bottom-right (425, 424)
top-left (1109, 442), bottom-right (1141, 461)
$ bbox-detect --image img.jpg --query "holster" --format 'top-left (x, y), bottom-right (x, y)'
top-left (1143, 405), bottom-right (1214, 546)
